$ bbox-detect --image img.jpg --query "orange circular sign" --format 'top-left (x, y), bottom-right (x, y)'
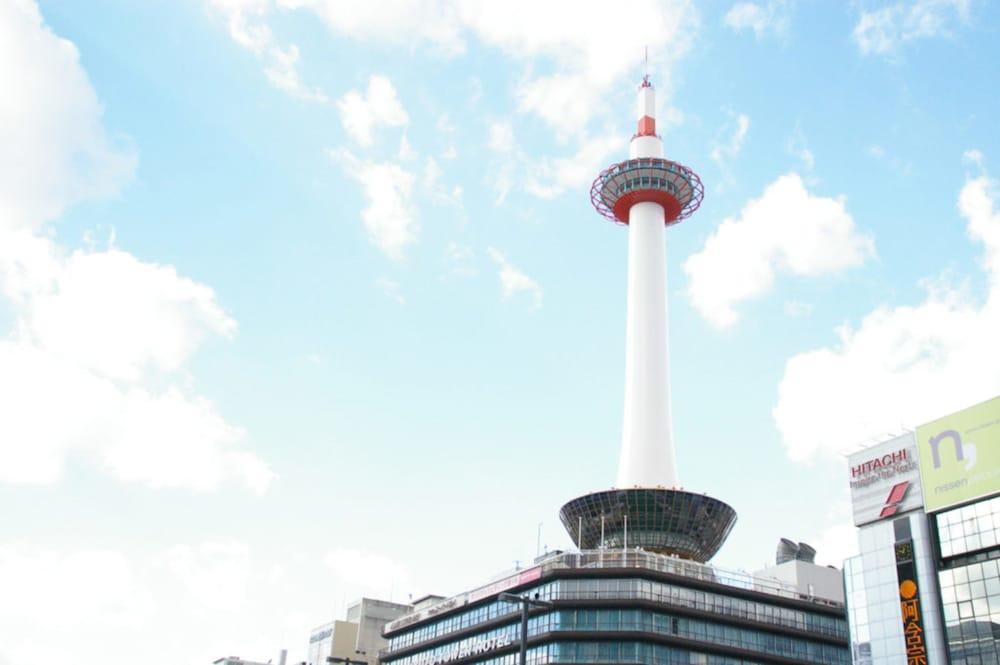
top-left (900, 579), bottom-right (918, 599)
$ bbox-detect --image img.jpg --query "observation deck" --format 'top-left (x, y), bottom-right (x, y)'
top-left (558, 488), bottom-right (736, 563)
top-left (590, 158), bottom-right (704, 225)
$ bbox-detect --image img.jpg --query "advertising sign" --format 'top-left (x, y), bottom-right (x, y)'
top-left (848, 433), bottom-right (922, 526)
top-left (895, 540), bottom-right (929, 665)
top-left (916, 395), bottom-right (1000, 513)
top-left (468, 565), bottom-right (541, 603)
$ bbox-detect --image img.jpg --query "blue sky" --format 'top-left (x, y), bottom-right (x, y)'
top-left (2, 0), bottom-right (1000, 663)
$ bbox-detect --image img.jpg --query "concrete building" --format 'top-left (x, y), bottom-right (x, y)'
top-left (844, 395), bottom-right (1000, 664)
top-left (378, 77), bottom-right (849, 665)
top-left (308, 597), bottom-right (413, 665)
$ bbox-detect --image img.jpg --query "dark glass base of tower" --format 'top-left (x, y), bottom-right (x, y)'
top-left (559, 488), bottom-right (737, 563)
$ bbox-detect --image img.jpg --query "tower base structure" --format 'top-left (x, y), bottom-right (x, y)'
top-left (559, 488), bottom-right (736, 563)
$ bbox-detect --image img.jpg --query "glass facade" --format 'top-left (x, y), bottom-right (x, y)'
top-left (386, 578), bottom-right (846, 653)
top-left (844, 514), bottom-right (947, 665)
top-left (471, 642), bottom-right (766, 665)
top-left (937, 496), bottom-right (1000, 558)
top-left (936, 496), bottom-right (1000, 664)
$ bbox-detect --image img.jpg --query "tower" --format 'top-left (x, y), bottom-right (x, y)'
top-left (559, 78), bottom-right (736, 562)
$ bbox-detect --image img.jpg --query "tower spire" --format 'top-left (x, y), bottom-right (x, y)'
top-left (561, 72), bottom-right (733, 563)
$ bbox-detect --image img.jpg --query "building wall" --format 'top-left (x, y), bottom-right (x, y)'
top-left (843, 513), bottom-right (947, 665)
top-left (934, 494), bottom-right (1000, 664)
top-left (349, 598), bottom-right (412, 659)
top-left (755, 561), bottom-right (845, 604)
top-left (383, 572), bottom-right (849, 665)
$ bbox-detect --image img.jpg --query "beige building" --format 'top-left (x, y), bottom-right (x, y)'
top-left (307, 598), bottom-right (412, 665)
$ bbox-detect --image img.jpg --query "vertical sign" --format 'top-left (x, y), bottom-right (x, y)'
top-left (895, 540), bottom-right (929, 665)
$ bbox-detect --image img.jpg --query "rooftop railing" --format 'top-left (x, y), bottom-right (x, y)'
top-left (383, 549), bottom-right (843, 638)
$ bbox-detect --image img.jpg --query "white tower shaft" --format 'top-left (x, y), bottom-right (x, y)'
top-left (615, 83), bottom-right (678, 489)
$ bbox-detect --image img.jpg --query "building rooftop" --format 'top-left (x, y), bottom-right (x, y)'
top-left (384, 548), bottom-right (843, 636)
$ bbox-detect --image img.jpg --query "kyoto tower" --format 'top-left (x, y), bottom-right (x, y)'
top-left (558, 77), bottom-right (736, 563)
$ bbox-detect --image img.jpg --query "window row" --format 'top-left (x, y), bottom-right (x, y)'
top-left (386, 607), bottom-right (849, 665)
top-left (937, 496), bottom-right (1000, 558)
top-left (386, 578), bottom-right (847, 653)
top-left (414, 640), bottom-right (766, 665)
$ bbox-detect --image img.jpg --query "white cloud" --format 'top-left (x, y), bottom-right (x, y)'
top-left (685, 174), bottom-right (874, 328)
top-left (263, 43), bottom-right (328, 102)
top-left (157, 542), bottom-right (253, 612)
top-left (0, 1), bottom-right (271, 492)
top-left (278, 0), bottom-right (467, 55)
top-left (325, 548), bottom-right (411, 594)
top-left (25, 247), bottom-right (235, 382)
top-left (375, 277), bottom-right (405, 304)
top-left (808, 521), bottom-right (860, 568)
top-left (724, 1), bottom-right (790, 39)
top-left (423, 157), bottom-right (464, 208)
top-left (774, 160), bottom-right (1000, 462)
top-left (710, 112), bottom-right (750, 186)
top-left (0, 0), bottom-right (135, 230)
top-left (525, 132), bottom-right (621, 199)
top-left (711, 112), bottom-right (750, 165)
top-left (487, 248), bottom-right (542, 310)
top-left (488, 119), bottom-right (515, 154)
top-left (210, 0), bottom-right (328, 101)
top-left (337, 75), bottom-right (409, 146)
top-left (398, 134), bottom-right (417, 161)
top-left (0, 541), bottom-right (301, 665)
top-left (332, 149), bottom-right (418, 261)
top-left (277, 0), bottom-right (698, 137)
top-left (787, 127), bottom-right (814, 171)
top-left (853, 0), bottom-right (970, 56)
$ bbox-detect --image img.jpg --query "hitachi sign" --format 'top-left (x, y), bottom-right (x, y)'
top-left (851, 448), bottom-right (910, 480)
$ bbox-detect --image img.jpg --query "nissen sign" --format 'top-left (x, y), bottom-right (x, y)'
top-left (848, 432), bottom-right (922, 526)
top-left (917, 395), bottom-right (1000, 513)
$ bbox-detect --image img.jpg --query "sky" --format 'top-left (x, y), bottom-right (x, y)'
top-left (2, 0), bottom-right (1000, 663)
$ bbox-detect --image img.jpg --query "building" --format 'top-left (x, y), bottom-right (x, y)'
top-left (214, 656), bottom-right (283, 665)
top-left (309, 598), bottom-right (413, 665)
top-left (844, 395), bottom-right (1000, 664)
top-left (379, 77), bottom-right (850, 665)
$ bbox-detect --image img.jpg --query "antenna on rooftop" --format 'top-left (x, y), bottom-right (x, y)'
top-left (643, 46), bottom-right (650, 86)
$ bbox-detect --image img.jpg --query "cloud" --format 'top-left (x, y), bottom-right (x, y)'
top-left (375, 277), bottom-right (405, 304)
top-left (0, 1), bottom-right (271, 492)
top-left (808, 521), bottom-right (859, 568)
top-left (774, 158), bottom-right (1000, 462)
top-left (853, 0), bottom-right (970, 57)
top-left (710, 111), bottom-right (750, 187)
top-left (487, 248), bottom-right (542, 310)
top-left (157, 542), bottom-right (253, 612)
top-left (279, 0), bottom-right (467, 55)
top-left (332, 149), bottom-right (418, 261)
top-left (209, 0), bottom-right (328, 101)
top-left (276, 0), bottom-right (698, 137)
top-left (525, 132), bottom-right (621, 199)
top-left (0, 0), bottom-right (136, 230)
top-left (724, 1), bottom-right (790, 39)
top-left (0, 541), bottom-right (296, 665)
top-left (488, 119), bottom-right (515, 154)
top-left (325, 548), bottom-right (411, 594)
top-left (684, 174), bottom-right (874, 328)
top-left (711, 112), bottom-right (750, 166)
top-left (423, 157), bottom-right (464, 208)
top-left (337, 75), bottom-right (409, 146)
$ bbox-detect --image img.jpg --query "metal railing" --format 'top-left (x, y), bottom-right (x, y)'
top-left (382, 550), bottom-right (844, 648)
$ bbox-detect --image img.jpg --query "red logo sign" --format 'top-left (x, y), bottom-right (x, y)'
top-left (880, 481), bottom-right (910, 518)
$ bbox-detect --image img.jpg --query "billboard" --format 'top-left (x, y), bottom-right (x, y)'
top-left (916, 395), bottom-right (1000, 513)
top-left (848, 432), bottom-right (923, 526)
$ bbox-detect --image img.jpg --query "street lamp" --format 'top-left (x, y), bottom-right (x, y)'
top-left (498, 592), bottom-right (554, 665)
top-left (327, 656), bottom-right (366, 665)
